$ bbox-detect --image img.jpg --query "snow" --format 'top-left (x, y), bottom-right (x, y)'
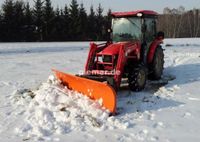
top-left (11, 75), bottom-right (112, 139)
top-left (0, 38), bottom-right (200, 141)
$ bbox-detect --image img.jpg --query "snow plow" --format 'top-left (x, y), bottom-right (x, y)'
top-left (53, 10), bottom-right (164, 114)
top-left (53, 69), bottom-right (117, 114)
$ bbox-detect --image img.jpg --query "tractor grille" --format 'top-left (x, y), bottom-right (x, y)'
top-left (103, 55), bottom-right (112, 63)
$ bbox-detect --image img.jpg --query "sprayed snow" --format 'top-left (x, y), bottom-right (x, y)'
top-left (10, 75), bottom-right (130, 141)
top-left (10, 75), bottom-right (114, 138)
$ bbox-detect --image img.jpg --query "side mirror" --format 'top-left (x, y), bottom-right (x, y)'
top-left (157, 31), bottom-right (164, 40)
top-left (106, 28), bottom-right (112, 42)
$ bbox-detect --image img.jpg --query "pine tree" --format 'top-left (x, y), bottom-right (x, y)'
top-left (105, 9), bottom-right (112, 26)
top-left (104, 9), bottom-right (112, 40)
top-left (24, 2), bottom-right (33, 25)
top-left (14, 1), bottom-right (24, 22)
top-left (59, 9), bottom-right (67, 40)
top-left (79, 3), bottom-right (87, 40)
top-left (0, 12), bottom-right (3, 41)
top-left (33, 0), bottom-right (44, 41)
top-left (44, 0), bottom-right (54, 22)
top-left (69, 0), bottom-right (80, 40)
top-left (13, 0), bottom-right (25, 41)
top-left (24, 2), bottom-right (35, 41)
top-left (2, 0), bottom-right (14, 21)
top-left (63, 5), bottom-right (70, 40)
top-left (96, 3), bottom-right (104, 40)
top-left (64, 5), bottom-right (69, 19)
top-left (88, 5), bottom-right (96, 40)
top-left (2, 0), bottom-right (15, 41)
top-left (43, 0), bottom-right (54, 40)
top-left (51, 7), bottom-right (65, 41)
top-left (53, 7), bottom-right (61, 40)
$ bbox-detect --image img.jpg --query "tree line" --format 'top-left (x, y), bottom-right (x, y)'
top-left (158, 6), bottom-right (200, 38)
top-left (0, 0), bottom-right (112, 42)
top-left (0, 0), bottom-right (200, 42)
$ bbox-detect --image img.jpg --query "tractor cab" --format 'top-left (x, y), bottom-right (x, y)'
top-left (93, 11), bottom-right (161, 73)
top-left (111, 10), bottom-right (159, 45)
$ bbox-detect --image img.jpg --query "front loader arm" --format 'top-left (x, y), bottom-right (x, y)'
top-left (114, 44), bottom-right (126, 89)
top-left (85, 42), bottom-right (109, 72)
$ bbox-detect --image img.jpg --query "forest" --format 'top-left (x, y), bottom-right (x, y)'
top-left (0, 0), bottom-right (200, 42)
top-left (158, 6), bottom-right (200, 38)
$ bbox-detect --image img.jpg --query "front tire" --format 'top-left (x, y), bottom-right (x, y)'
top-left (128, 66), bottom-right (147, 92)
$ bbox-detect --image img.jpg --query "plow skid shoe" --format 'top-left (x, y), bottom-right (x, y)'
top-left (53, 69), bottom-right (117, 114)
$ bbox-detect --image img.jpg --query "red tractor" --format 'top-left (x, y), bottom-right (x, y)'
top-left (84, 10), bottom-right (164, 91)
top-left (53, 10), bottom-right (164, 114)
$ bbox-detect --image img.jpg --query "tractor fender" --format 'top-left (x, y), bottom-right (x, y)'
top-left (147, 39), bottom-right (163, 64)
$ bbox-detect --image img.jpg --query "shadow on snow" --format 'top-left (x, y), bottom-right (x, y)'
top-left (116, 63), bottom-right (200, 115)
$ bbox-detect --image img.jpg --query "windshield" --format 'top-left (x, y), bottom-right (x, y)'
top-left (112, 17), bottom-right (142, 42)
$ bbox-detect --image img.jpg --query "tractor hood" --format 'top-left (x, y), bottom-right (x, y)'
top-left (98, 42), bottom-right (133, 55)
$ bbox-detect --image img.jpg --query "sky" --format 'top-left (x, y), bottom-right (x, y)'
top-left (0, 0), bottom-right (200, 14)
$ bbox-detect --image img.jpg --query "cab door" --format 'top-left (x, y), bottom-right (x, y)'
top-left (144, 18), bottom-right (157, 48)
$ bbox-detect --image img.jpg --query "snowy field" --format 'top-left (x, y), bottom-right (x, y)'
top-left (0, 38), bottom-right (200, 142)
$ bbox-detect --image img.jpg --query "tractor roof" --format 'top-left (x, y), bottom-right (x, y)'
top-left (111, 10), bottom-right (158, 18)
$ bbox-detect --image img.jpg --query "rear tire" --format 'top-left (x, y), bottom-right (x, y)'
top-left (128, 66), bottom-right (147, 92)
top-left (149, 46), bottom-right (164, 80)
